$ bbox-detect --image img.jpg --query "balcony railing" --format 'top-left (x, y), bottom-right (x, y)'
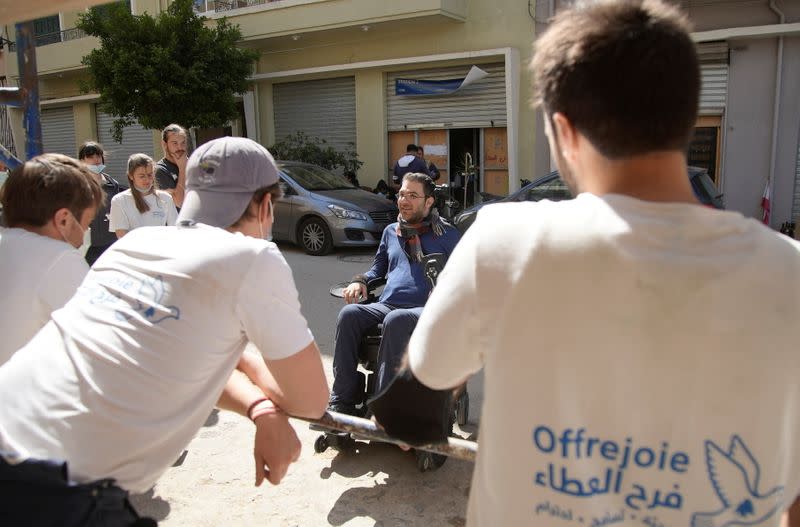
top-left (8, 28), bottom-right (87, 51)
top-left (194, 0), bottom-right (289, 13)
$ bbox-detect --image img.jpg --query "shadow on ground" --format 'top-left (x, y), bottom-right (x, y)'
top-left (320, 441), bottom-right (469, 527)
top-left (130, 488), bottom-right (171, 522)
top-left (203, 408), bottom-right (219, 427)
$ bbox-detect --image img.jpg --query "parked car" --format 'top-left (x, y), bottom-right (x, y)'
top-left (453, 166), bottom-right (724, 233)
top-left (273, 161), bottom-right (398, 255)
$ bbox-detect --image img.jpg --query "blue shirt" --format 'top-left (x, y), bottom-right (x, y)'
top-left (365, 222), bottom-right (461, 308)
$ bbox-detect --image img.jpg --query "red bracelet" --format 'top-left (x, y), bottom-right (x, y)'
top-left (246, 397), bottom-right (269, 421)
top-left (248, 398), bottom-right (282, 422)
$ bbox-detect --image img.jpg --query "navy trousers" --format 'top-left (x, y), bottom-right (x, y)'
top-left (330, 302), bottom-right (423, 406)
top-left (0, 456), bottom-right (154, 527)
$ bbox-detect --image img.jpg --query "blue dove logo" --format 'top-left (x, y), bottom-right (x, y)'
top-left (115, 275), bottom-right (180, 324)
top-left (691, 435), bottom-right (783, 527)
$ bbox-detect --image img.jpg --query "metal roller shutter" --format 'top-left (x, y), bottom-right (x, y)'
top-left (387, 63), bottom-right (506, 131)
top-left (96, 111), bottom-right (155, 185)
top-left (273, 77), bottom-right (356, 153)
top-left (41, 107), bottom-right (76, 156)
top-left (697, 42), bottom-right (729, 115)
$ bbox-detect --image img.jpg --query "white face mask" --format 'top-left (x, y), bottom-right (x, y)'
top-left (58, 211), bottom-right (89, 250)
top-left (134, 184), bottom-right (154, 194)
top-left (88, 164), bottom-right (106, 174)
top-left (259, 201), bottom-right (274, 241)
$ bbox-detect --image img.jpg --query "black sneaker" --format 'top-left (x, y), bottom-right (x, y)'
top-left (327, 402), bottom-right (365, 418)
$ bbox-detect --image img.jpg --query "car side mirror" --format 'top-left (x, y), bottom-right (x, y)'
top-left (279, 181), bottom-right (294, 196)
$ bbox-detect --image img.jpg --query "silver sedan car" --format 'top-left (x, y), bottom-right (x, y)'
top-left (272, 161), bottom-right (399, 255)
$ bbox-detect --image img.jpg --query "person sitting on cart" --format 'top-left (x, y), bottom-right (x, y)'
top-left (327, 172), bottom-right (461, 417)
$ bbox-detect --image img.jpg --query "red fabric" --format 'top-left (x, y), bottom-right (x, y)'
top-left (761, 180), bottom-right (771, 225)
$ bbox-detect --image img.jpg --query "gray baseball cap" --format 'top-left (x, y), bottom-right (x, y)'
top-left (177, 137), bottom-right (279, 228)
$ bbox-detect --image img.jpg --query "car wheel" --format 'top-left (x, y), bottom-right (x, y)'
top-left (299, 217), bottom-right (333, 256)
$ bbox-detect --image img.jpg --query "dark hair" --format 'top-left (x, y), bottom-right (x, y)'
top-left (0, 153), bottom-right (104, 227)
top-left (161, 123), bottom-right (188, 143)
top-left (405, 144), bottom-right (419, 153)
top-left (126, 153), bottom-right (158, 214)
top-left (78, 141), bottom-right (105, 163)
top-left (531, 0), bottom-right (699, 158)
top-left (374, 179), bottom-right (390, 193)
top-left (229, 183), bottom-right (284, 228)
top-left (402, 172), bottom-right (435, 197)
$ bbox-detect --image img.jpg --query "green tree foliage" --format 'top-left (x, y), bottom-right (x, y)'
top-left (77, 0), bottom-right (259, 141)
top-left (269, 132), bottom-right (363, 174)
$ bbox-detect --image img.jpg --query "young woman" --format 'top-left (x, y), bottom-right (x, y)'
top-left (109, 153), bottom-right (178, 238)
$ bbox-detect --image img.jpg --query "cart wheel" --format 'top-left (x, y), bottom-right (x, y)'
top-left (432, 453), bottom-right (448, 469)
top-left (456, 391), bottom-right (469, 426)
top-left (314, 435), bottom-right (329, 454)
top-left (415, 450), bottom-right (434, 472)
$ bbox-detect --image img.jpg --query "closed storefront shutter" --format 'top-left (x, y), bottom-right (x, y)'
top-left (698, 42), bottom-right (729, 115)
top-left (41, 107), bottom-right (76, 157)
top-left (273, 76), bottom-right (356, 154)
top-left (96, 111), bottom-right (155, 185)
top-left (386, 63), bottom-right (507, 131)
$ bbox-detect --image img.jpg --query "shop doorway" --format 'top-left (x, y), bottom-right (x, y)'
top-left (449, 128), bottom-right (480, 208)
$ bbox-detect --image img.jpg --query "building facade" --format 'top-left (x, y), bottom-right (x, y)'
top-left (2, 0), bottom-right (799, 226)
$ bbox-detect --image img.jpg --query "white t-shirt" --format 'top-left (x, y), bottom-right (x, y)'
top-left (0, 227), bottom-right (88, 365)
top-left (409, 193), bottom-right (800, 527)
top-left (0, 224), bottom-right (313, 492)
top-left (108, 190), bottom-right (177, 232)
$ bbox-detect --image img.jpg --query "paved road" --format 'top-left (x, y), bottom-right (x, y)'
top-left (131, 242), bottom-right (484, 526)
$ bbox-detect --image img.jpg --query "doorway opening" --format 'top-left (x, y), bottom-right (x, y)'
top-left (448, 128), bottom-right (480, 208)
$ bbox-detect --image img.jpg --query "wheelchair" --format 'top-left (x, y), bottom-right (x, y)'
top-left (314, 254), bottom-right (470, 472)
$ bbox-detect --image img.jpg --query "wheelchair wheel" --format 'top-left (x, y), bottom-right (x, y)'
top-left (456, 391), bottom-right (469, 426)
top-left (314, 435), bottom-right (329, 454)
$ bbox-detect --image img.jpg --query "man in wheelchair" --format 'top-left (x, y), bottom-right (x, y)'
top-left (328, 173), bottom-right (461, 417)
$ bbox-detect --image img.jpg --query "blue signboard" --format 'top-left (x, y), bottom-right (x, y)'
top-left (395, 66), bottom-right (488, 96)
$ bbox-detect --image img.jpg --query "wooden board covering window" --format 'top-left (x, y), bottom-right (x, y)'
top-left (388, 131), bottom-right (415, 178)
top-left (417, 129), bottom-right (448, 183)
top-left (689, 115), bottom-right (722, 184)
top-left (483, 127), bottom-right (508, 195)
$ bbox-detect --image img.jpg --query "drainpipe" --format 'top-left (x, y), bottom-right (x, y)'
top-left (766, 0), bottom-right (785, 227)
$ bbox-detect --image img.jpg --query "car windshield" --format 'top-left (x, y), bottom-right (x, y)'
top-left (514, 176), bottom-right (572, 202)
top-left (280, 165), bottom-right (354, 191)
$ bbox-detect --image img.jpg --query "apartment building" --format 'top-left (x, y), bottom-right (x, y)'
top-left (3, 0), bottom-right (799, 225)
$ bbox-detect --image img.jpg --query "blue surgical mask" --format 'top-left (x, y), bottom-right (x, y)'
top-left (88, 164), bottom-right (106, 174)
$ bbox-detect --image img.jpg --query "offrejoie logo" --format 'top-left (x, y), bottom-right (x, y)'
top-left (532, 425), bottom-right (688, 511)
top-left (532, 426), bottom-right (785, 527)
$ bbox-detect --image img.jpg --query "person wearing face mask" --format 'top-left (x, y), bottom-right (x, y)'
top-left (78, 141), bottom-right (127, 265)
top-left (0, 153), bottom-right (103, 366)
top-left (0, 138), bottom-right (328, 526)
top-left (109, 153), bottom-right (178, 238)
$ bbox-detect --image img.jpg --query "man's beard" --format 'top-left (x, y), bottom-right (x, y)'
top-left (400, 208), bottom-right (426, 224)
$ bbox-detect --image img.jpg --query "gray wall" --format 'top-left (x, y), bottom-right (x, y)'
top-left (723, 38), bottom-right (778, 218)
top-left (774, 37), bottom-right (800, 225)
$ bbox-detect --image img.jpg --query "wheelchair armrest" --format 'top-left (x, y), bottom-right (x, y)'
top-left (365, 277), bottom-right (386, 293)
top-left (422, 253), bottom-right (445, 289)
top-left (364, 277), bottom-right (386, 303)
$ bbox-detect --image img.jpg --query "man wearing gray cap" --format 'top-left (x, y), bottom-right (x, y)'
top-left (0, 137), bottom-right (329, 526)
